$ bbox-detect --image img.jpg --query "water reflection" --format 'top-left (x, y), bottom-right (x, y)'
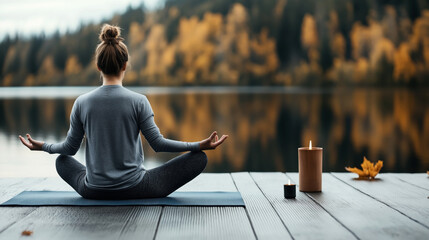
top-left (1, 88), bottom-right (428, 177)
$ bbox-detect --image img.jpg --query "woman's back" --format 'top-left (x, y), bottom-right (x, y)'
top-left (78, 85), bottom-right (151, 189)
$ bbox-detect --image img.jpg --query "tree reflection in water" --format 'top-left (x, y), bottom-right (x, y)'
top-left (1, 88), bottom-right (428, 174)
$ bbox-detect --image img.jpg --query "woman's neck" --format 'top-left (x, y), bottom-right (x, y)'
top-left (102, 73), bottom-right (123, 86)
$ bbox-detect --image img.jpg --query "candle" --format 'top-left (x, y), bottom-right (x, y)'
top-left (284, 179), bottom-right (296, 199)
top-left (298, 140), bottom-right (323, 192)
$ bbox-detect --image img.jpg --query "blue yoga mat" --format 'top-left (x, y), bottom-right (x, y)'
top-left (1, 191), bottom-right (245, 206)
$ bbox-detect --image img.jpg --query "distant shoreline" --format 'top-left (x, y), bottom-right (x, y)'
top-left (0, 86), bottom-right (426, 99)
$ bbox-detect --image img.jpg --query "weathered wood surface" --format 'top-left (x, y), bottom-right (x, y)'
top-left (251, 172), bottom-right (356, 239)
top-left (0, 176), bottom-right (162, 240)
top-left (0, 173), bottom-right (428, 239)
top-left (156, 206), bottom-right (254, 240)
top-left (0, 178), bottom-right (41, 234)
top-left (387, 173), bottom-right (429, 191)
top-left (0, 178), bottom-right (45, 203)
top-left (156, 173), bottom-right (255, 240)
top-left (332, 173), bottom-right (429, 229)
top-left (176, 173), bottom-right (237, 192)
top-left (288, 173), bottom-right (429, 239)
top-left (232, 172), bottom-right (292, 240)
top-left (0, 206), bottom-right (162, 240)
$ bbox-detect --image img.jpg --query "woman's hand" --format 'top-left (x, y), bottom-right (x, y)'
top-left (199, 131), bottom-right (228, 150)
top-left (19, 134), bottom-right (44, 151)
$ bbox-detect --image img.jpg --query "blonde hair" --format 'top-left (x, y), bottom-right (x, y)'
top-left (95, 24), bottom-right (129, 76)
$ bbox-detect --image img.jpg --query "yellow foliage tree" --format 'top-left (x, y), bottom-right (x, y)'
top-left (65, 55), bottom-right (82, 75)
top-left (393, 43), bottom-right (416, 82)
top-left (410, 10), bottom-right (429, 72)
top-left (301, 14), bottom-right (318, 50)
top-left (331, 33), bottom-right (346, 60)
top-left (37, 56), bottom-right (59, 85)
top-left (370, 37), bottom-right (394, 69)
top-left (129, 22), bottom-right (145, 48)
top-left (247, 28), bottom-right (279, 76)
top-left (142, 24), bottom-right (169, 84)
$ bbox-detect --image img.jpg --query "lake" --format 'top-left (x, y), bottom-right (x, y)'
top-left (0, 86), bottom-right (428, 177)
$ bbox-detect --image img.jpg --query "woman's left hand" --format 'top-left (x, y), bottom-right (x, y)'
top-left (19, 134), bottom-right (44, 151)
top-left (199, 131), bottom-right (228, 150)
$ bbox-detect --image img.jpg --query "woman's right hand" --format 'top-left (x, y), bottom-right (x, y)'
top-left (19, 134), bottom-right (44, 151)
top-left (199, 131), bottom-right (228, 150)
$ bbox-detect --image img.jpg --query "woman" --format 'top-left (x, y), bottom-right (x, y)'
top-left (19, 24), bottom-right (228, 200)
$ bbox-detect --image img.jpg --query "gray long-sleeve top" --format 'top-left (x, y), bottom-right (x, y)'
top-left (42, 85), bottom-right (200, 189)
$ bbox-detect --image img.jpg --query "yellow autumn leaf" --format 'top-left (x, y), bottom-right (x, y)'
top-left (346, 156), bottom-right (383, 179)
top-left (373, 161), bottom-right (383, 172)
top-left (345, 167), bottom-right (365, 177)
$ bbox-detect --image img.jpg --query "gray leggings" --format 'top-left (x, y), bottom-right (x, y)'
top-left (55, 151), bottom-right (207, 200)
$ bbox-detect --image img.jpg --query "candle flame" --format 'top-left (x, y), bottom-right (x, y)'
top-left (288, 179), bottom-right (290, 185)
top-left (309, 140), bottom-right (312, 150)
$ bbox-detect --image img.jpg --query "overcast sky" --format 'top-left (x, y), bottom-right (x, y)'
top-left (0, 0), bottom-right (163, 39)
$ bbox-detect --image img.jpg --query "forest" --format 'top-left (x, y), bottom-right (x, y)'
top-left (1, 0), bottom-right (429, 87)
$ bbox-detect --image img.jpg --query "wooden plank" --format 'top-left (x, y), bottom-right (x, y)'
top-left (156, 207), bottom-right (255, 240)
top-left (0, 177), bottom-right (162, 239)
top-left (118, 207), bottom-right (163, 239)
top-left (288, 173), bottom-right (429, 239)
top-left (0, 207), bottom-right (35, 234)
top-left (30, 177), bottom-right (74, 191)
top-left (0, 206), bottom-right (162, 239)
top-left (251, 172), bottom-right (356, 239)
top-left (156, 173), bottom-right (256, 240)
top-left (0, 177), bottom-right (45, 203)
top-left (177, 173), bottom-right (237, 192)
top-left (0, 178), bottom-right (43, 234)
top-left (231, 172), bottom-right (292, 239)
top-left (387, 173), bottom-right (429, 191)
top-left (332, 173), bottom-right (429, 229)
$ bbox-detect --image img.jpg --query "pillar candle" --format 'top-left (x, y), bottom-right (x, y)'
top-left (298, 140), bottom-right (323, 192)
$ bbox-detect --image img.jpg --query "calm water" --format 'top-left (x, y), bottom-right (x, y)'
top-left (0, 87), bottom-right (428, 177)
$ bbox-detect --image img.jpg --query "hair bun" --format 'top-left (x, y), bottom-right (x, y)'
top-left (99, 24), bottom-right (123, 44)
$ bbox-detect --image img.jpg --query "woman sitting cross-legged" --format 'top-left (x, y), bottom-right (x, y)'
top-left (19, 24), bottom-right (228, 200)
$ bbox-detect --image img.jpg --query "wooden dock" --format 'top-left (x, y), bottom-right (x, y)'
top-left (0, 172), bottom-right (428, 239)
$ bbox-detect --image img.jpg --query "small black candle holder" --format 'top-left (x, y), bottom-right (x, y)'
top-left (284, 183), bottom-right (296, 199)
